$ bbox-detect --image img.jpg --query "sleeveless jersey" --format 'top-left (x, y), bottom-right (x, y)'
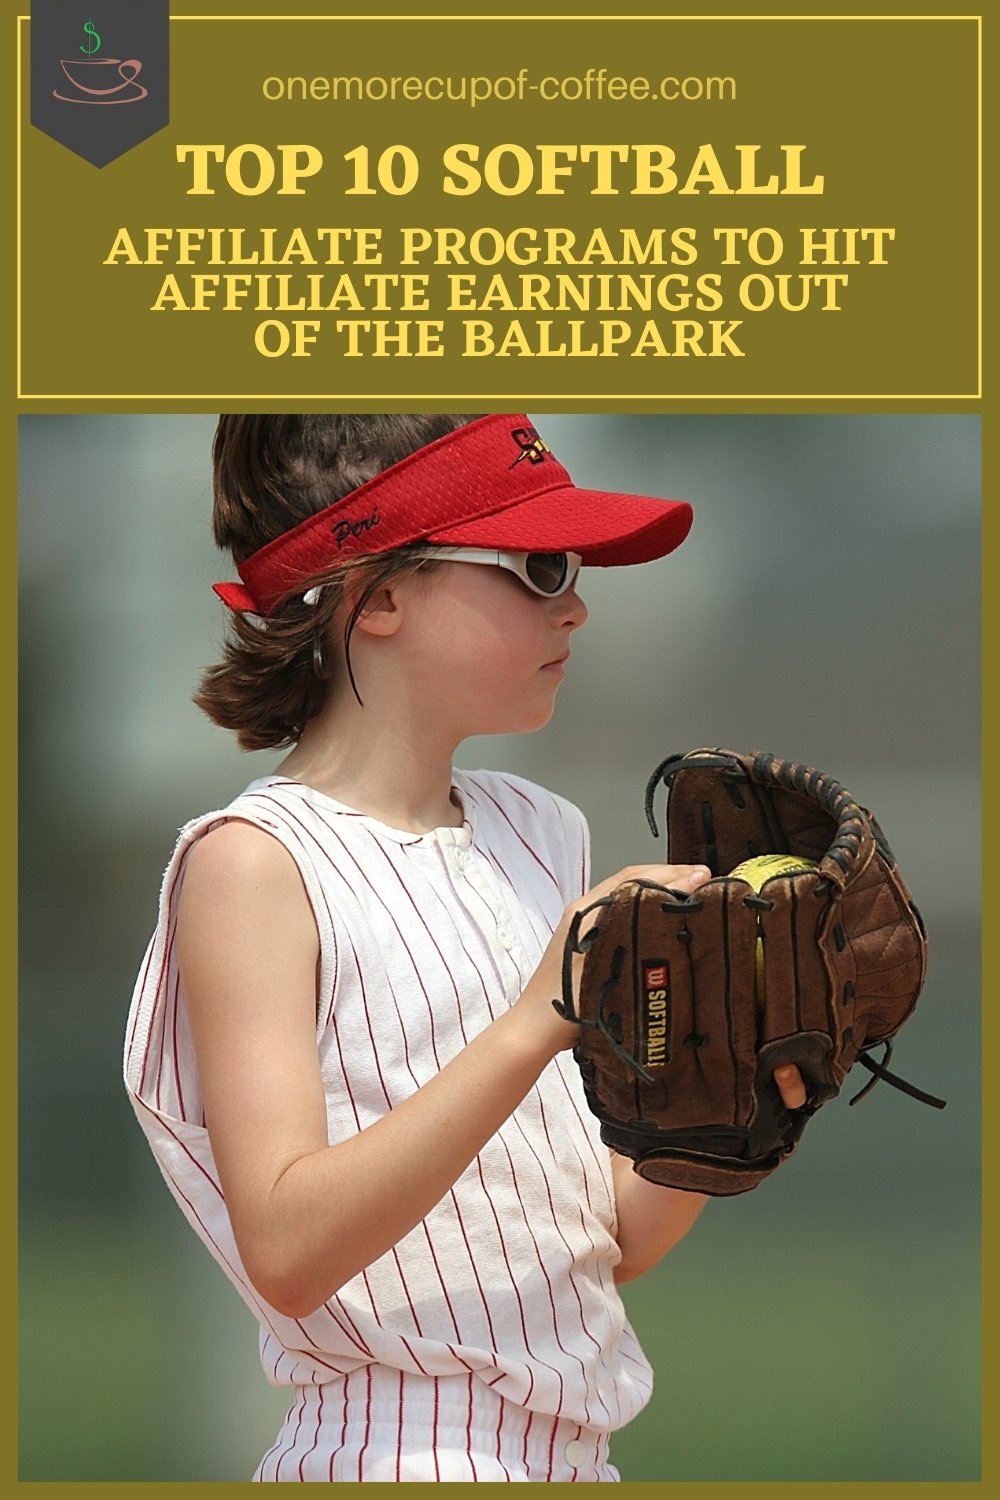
top-left (123, 768), bottom-right (654, 1432)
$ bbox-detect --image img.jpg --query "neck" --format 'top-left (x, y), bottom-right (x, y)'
top-left (275, 681), bottom-right (465, 835)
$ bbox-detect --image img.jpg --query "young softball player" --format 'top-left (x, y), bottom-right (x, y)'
top-left (124, 413), bottom-right (804, 1482)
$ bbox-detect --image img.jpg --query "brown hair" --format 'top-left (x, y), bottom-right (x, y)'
top-left (194, 414), bottom-right (482, 750)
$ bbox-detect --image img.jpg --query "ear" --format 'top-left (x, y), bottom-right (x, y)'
top-left (351, 584), bottom-right (402, 638)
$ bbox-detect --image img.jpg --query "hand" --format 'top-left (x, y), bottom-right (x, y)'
top-left (519, 864), bottom-right (712, 1055)
top-left (773, 1063), bottom-right (807, 1109)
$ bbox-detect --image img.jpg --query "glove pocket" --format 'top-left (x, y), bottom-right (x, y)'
top-left (665, 759), bottom-right (779, 873)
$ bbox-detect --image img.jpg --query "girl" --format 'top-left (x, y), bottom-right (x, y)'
top-left (124, 413), bottom-right (803, 1482)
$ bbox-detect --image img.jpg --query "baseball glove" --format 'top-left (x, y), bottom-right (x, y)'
top-left (555, 748), bottom-right (944, 1195)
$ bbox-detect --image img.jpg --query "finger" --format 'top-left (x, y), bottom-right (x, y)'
top-left (774, 1064), bottom-right (807, 1110)
top-left (659, 864), bottom-right (713, 891)
top-left (597, 864), bottom-right (712, 897)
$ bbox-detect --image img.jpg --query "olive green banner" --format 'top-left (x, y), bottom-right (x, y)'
top-left (16, 8), bottom-right (981, 404)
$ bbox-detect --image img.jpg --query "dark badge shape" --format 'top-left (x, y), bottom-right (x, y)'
top-left (509, 426), bottom-right (551, 467)
top-left (31, 1), bottom-right (169, 167)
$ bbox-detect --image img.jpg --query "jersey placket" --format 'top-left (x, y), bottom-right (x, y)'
top-left (437, 828), bottom-right (531, 989)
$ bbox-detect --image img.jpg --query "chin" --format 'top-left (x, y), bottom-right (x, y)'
top-left (461, 681), bottom-right (562, 737)
top-left (502, 703), bottom-right (559, 736)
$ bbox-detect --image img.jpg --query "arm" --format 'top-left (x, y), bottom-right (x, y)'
top-left (176, 820), bottom-right (578, 1318)
top-left (609, 1067), bottom-right (806, 1283)
top-left (178, 829), bottom-right (714, 1319)
top-left (611, 1156), bottom-right (708, 1284)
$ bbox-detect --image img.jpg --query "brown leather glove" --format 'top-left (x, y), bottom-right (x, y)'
top-left (556, 748), bottom-right (943, 1195)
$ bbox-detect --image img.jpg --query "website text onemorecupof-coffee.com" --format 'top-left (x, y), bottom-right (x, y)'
top-left (261, 70), bottom-right (737, 107)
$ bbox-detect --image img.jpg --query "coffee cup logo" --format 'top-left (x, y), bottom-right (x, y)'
top-left (32, 0), bottom-right (168, 165)
top-left (53, 18), bottom-right (148, 105)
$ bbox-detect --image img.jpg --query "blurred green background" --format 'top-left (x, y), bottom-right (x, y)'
top-left (18, 413), bottom-right (980, 1482)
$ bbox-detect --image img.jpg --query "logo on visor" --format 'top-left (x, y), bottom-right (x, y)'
top-left (509, 427), bottom-right (551, 467)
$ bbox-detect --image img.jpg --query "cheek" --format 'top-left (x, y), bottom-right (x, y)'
top-left (439, 626), bottom-right (533, 699)
top-left (419, 590), bottom-right (541, 675)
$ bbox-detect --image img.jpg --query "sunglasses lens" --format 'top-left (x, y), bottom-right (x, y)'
top-left (525, 553), bottom-right (569, 594)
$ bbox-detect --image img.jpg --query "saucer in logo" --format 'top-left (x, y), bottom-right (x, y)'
top-left (53, 57), bottom-right (147, 105)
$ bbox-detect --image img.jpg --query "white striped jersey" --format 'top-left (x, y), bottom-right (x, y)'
top-left (123, 768), bottom-right (654, 1433)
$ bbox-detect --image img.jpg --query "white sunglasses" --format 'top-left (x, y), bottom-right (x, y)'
top-left (300, 548), bottom-right (582, 608)
top-left (428, 548), bottom-right (583, 597)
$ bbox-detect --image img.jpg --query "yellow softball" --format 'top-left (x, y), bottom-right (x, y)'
top-left (728, 854), bottom-right (819, 1000)
top-left (728, 854), bottom-right (818, 890)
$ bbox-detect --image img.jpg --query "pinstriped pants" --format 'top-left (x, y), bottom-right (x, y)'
top-left (253, 1365), bottom-right (621, 1482)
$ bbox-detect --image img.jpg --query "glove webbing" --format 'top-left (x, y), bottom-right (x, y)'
top-left (644, 750), bottom-right (873, 877)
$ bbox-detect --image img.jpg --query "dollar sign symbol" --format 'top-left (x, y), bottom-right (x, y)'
top-left (80, 20), bottom-right (101, 56)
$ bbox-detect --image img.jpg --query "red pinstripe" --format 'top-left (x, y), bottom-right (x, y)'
top-left (270, 800), bottom-right (443, 1072)
top-left (418, 1220), bottom-right (463, 1342)
top-left (432, 1373), bottom-right (441, 1482)
top-left (358, 1362), bottom-right (372, 1481)
top-left (477, 838), bottom-right (556, 953)
top-left (333, 1367), bottom-right (350, 1481)
top-left (546, 1405), bottom-right (558, 1480)
top-left (389, 1245), bottom-right (426, 1339)
top-left (167, 960), bottom-right (186, 1120)
top-left (366, 829), bottom-right (473, 1052)
top-left (500, 777), bottom-right (540, 814)
top-left (274, 1387), bottom-right (306, 1481)
top-left (465, 1371), bottom-right (478, 1481)
top-left (570, 1421), bottom-right (583, 1482)
top-left (134, 1099), bottom-right (353, 1378)
top-left (312, 1300), bottom-right (373, 1361)
top-left (491, 1131), bottom-right (567, 1415)
top-left (445, 1188), bottom-right (500, 1347)
top-left (495, 1382), bottom-right (511, 1480)
top-left (297, 1383), bottom-right (323, 1481)
top-left (506, 1111), bottom-right (608, 1426)
top-left (474, 782), bottom-right (562, 890)
top-left (471, 1150), bottom-right (565, 1407)
top-left (397, 1334), bottom-right (431, 1376)
top-left (138, 890), bottom-right (178, 1101)
top-left (125, 933), bottom-right (155, 1057)
top-left (254, 795), bottom-right (424, 1093)
top-left (136, 817), bottom-right (225, 1103)
top-left (430, 842), bottom-right (508, 999)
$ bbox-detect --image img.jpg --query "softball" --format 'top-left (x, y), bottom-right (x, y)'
top-left (728, 854), bottom-right (818, 1000)
top-left (728, 853), bottom-right (818, 890)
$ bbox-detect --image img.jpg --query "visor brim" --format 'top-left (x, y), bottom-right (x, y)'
top-left (425, 486), bottom-right (693, 566)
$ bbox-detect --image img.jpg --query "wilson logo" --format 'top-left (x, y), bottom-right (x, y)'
top-left (643, 961), bottom-right (670, 1068)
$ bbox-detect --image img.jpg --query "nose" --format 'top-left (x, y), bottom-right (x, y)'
top-left (554, 583), bottom-right (588, 630)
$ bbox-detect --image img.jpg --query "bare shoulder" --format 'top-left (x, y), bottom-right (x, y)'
top-left (178, 817), bottom-right (318, 960)
top-left (184, 816), bottom-right (300, 882)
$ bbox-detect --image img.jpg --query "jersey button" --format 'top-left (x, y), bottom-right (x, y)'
top-left (564, 1439), bottom-right (589, 1467)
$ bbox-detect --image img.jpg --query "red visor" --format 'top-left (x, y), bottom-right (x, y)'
top-left (213, 414), bottom-right (693, 615)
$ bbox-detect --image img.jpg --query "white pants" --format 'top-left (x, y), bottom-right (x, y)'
top-left (253, 1365), bottom-right (621, 1482)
